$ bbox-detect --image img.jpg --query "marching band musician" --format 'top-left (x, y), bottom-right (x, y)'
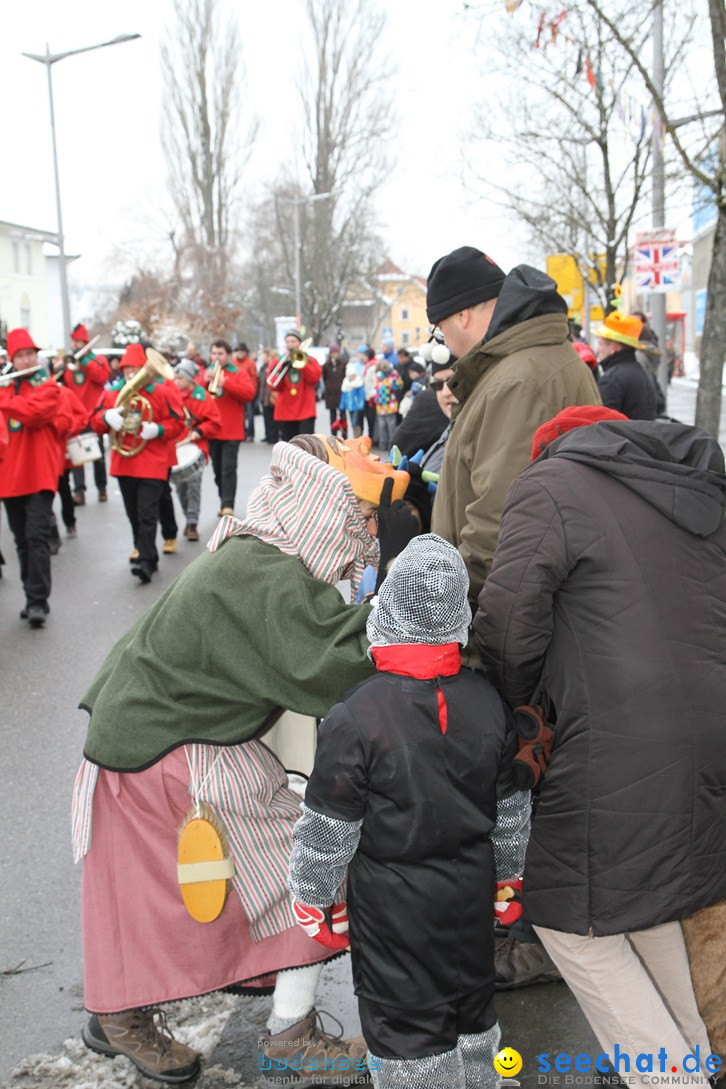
top-left (65, 323), bottom-right (111, 505)
top-left (269, 328), bottom-right (322, 441)
top-left (0, 328), bottom-right (72, 628)
top-left (92, 343), bottom-right (184, 584)
top-left (171, 359), bottom-right (222, 541)
top-left (53, 383), bottom-right (89, 545)
top-left (202, 338), bottom-right (256, 516)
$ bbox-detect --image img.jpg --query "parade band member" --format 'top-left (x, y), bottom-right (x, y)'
top-left (172, 360), bottom-right (222, 541)
top-left (233, 342), bottom-right (259, 442)
top-left (203, 338), bottom-right (256, 516)
top-left (72, 440), bottom-right (413, 1084)
top-left (269, 328), bottom-right (322, 441)
top-left (65, 323), bottom-right (110, 504)
top-left (92, 343), bottom-right (183, 583)
top-left (54, 383), bottom-right (89, 543)
top-left (0, 328), bottom-right (72, 627)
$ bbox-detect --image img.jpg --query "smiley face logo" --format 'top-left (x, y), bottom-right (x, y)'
top-left (493, 1047), bottom-right (523, 1077)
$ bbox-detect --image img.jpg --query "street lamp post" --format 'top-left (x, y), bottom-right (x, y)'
top-left (280, 192), bottom-right (332, 330)
top-left (23, 34), bottom-right (141, 347)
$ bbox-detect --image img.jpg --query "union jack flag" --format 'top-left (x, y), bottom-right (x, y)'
top-left (634, 242), bottom-right (679, 292)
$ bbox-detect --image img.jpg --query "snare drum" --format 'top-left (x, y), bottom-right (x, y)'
top-left (66, 433), bottom-right (102, 466)
top-left (171, 441), bottom-right (204, 486)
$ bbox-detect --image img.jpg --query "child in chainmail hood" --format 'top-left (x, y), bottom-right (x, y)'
top-left (289, 534), bottom-right (530, 1089)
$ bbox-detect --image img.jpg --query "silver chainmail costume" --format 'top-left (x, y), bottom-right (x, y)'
top-left (288, 804), bottom-right (362, 906)
top-left (366, 533), bottom-right (472, 653)
top-left (492, 790), bottom-right (531, 881)
top-left (458, 1024), bottom-right (502, 1088)
top-left (368, 1047), bottom-right (466, 1089)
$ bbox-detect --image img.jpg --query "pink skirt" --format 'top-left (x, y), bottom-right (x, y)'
top-left (81, 746), bottom-right (330, 1013)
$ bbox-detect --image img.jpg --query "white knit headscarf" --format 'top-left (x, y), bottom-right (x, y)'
top-left (208, 442), bottom-right (379, 599)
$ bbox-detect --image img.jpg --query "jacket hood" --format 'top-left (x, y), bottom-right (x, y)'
top-left (538, 420), bottom-right (726, 536)
top-left (484, 265), bottom-right (568, 344)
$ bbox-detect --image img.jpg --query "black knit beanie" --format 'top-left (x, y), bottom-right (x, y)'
top-left (426, 246), bottom-right (506, 324)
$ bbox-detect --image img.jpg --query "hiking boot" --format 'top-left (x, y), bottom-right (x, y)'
top-left (494, 933), bottom-right (562, 990)
top-left (82, 1009), bottom-right (200, 1084)
top-left (185, 524), bottom-right (199, 542)
top-left (129, 548), bottom-right (140, 563)
top-left (163, 539), bottom-right (177, 555)
top-left (73, 492), bottom-right (86, 506)
top-left (98, 489), bottom-right (108, 502)
top-left (259, 1009), bottom-right (370, 1085)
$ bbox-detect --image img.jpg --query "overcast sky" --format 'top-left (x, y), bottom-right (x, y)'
top-left (3, 0), bottom-right (534, 309)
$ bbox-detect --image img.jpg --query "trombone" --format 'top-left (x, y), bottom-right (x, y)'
top-left (267, 338), bottom-right (313, 390)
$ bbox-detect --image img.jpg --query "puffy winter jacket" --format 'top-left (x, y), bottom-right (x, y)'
top-left (474, 420), bottom-right (726, 936)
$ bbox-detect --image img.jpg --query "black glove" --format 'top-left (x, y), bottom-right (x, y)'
top-left (375, 477), bottom-right (421, 592)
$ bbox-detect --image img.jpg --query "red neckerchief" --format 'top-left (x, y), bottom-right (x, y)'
top-left (371, 643), bottom-right (460, 734)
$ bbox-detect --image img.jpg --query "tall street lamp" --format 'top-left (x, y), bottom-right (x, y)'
top-left (23, 34), bottom-right (141, 347)
top-left (279, 192), bottom-right (332, 329)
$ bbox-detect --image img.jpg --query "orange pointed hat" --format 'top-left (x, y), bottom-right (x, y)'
top-left (317, 434), bottom-right (410, 504)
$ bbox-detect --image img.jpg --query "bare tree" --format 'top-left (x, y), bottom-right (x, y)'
top-left (281, 0), bottom-right (393, 342)
top-left (575, 0), bottom-right (726, 437)
top-left (464, 2), bottom-right (695, 315)
top-left (160, 0), bottom-right (257, 306)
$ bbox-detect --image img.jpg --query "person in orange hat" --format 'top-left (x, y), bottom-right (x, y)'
top-left (0, 328), bottom-right (73, 626)
top-left (65, 322), bottom-right (111, 504)
top-left (91, 343), bottom-right (184, 583)
top-left (594, 311), bottom-right (658, 420)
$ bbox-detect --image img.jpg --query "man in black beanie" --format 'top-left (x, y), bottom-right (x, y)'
top-left (428, 246), bottom-right (600, 610)
top-left (427, 248), bottom-right (601, 993)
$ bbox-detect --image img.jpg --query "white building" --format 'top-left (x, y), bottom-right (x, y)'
top-left (0, 219), bottom-right (74, 350)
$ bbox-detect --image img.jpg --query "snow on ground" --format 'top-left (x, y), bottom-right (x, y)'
top-left (2, 992), bottom-right (241, 1089)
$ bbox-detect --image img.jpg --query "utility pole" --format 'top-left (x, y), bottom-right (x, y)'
top-left (651, 0), bottom-right (669, 398)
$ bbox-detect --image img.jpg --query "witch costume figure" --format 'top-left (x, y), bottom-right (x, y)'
top-left (72, 439), bottom-right (412, 1085)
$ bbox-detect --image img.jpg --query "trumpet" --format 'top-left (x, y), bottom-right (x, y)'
top-left (208, 360), bottom-right (224, 397)
top-left (267, 338), bottom-right (313, 390)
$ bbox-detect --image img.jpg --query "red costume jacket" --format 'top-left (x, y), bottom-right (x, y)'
top-left (63, 351), bottom-right (111, 420)
top-left (59, 385), bottom-right (90, 474)
top-left (92, 377), bottom-right (184, 481)
top-left (178, 384), bottom-right (222, 461)
top-left (201, 363), bottom-right (256, 440)
top-left (270, 353), bottom-right (321, 422)
top-left (236, 354), bottom-right (259, 398)
top-left (0, 374), bottom-right (72, 497)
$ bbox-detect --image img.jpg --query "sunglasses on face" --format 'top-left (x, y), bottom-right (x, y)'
top-left (431, 378), bottom-right (449, 391)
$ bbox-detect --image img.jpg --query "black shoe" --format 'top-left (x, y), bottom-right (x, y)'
top-left (67, 525), bottom-right (77, 538)
top-left (26, 604), bottom-right (46, 628)
top-left (98, 490), bottom-right (107, 502)
top-left (494, 932), bottom-right (562, 989)
top-left (50, 537), bottom-right (62, 555)
top-left (131, 563), bottom-right (153, 584)
top-left (21, 602), bottom-right (50, 620)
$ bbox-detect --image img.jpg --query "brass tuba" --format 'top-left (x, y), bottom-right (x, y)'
top-left (110, 348), bottom-right (175, 458)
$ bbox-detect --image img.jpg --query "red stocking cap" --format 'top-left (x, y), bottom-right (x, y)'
top-left (531, 405), bottom-right (629, 461)
top-left (72, 323), bottom-right (90, 343)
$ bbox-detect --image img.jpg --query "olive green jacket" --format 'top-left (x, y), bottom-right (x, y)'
top-left (81, 537), bottom-right (373, 770)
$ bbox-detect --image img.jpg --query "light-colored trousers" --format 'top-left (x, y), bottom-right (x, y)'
top-left (535, 921), bottom-right (712, 1089)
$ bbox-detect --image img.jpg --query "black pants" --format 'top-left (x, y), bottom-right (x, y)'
top-left (71, 433), bottom-right (107, 493)
top-left (358, 986), bottom-right (495, 1060)
top-left (209, 439), bottom-right (240, 508)
top-left (364, 403), bottom-right (377, 442)
top-left (118, 477), bottom-right (164, 570)
top-left (57, 470), bottom-right (76, 529)
top-left (3, 490), bottom-right (54, 608)
top-left (158, 472), bottom-right (178, 540)
top-left (262, 406), bottom-right (279, 444)
top-left (278, 418), bottom-right (316, 442)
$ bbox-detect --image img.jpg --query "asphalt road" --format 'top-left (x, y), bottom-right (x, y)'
top-left (0, 378), bottom-right (716, 1085)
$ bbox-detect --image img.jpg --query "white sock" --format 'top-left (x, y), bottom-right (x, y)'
top-left (267, 963), bottom-right (323, 1034)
